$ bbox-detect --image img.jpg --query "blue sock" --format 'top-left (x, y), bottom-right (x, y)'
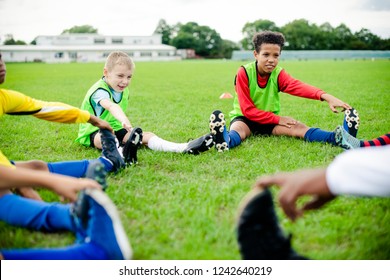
top-left (304, 128), bottom-right (336, 145)
top-left (228, 130), bottom-right (242, 149)
top-left (48, 158), bottom-right (113, 178)
top-left (1, 241), bottom-right (107, 260)
top-left (0, 193), bottom-right (73, 232)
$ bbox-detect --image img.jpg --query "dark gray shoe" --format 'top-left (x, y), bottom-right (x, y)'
top-left (237, 188), bottom-right (306, 260)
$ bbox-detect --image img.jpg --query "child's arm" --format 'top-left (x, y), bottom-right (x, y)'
top-left (99, 99), bottom-right (133, 130)
top-left (0, 165), bottom-right (101, 202)
top-left (320, 93), bottom-right (351, 113)
top-left (279, 71), bottom-right (352, 113)
top-left (88, 115), bottom-right (114, 133)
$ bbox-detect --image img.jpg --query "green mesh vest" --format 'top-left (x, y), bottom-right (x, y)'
top-left (75, 78), bottom-right (129, 146)
top-left (229, 62), bottom-right (283, 121)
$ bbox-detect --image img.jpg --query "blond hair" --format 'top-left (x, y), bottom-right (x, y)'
top-left (105, 51), bottom-right (135, 72)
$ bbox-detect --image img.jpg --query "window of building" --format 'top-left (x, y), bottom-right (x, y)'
top-left (94, 38), bottom-right (106, 44)
top-left (112, 38), bottom-right (123, 44)
top-left (140, 52), bottom-right (152, 57)
top-left (158, 52), bottom-right (170, 56)
top-left (68, 52), bottom-right (77, 59)
top-left (55, 52), bottom-right (64, 58)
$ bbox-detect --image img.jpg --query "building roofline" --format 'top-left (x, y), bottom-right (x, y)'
top-left (0, 44), bottom-right (176, 52)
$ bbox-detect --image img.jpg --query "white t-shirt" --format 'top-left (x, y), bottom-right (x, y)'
top-left (326, 145), bottom-right (390, 197)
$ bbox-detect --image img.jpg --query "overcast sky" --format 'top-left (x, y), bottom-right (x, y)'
top-left (0, 0), bottom-right (389, 44)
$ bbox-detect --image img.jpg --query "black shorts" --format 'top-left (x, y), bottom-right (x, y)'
top-left (89, 128), bottom-right (128, 148)
top-left (230, 116), bottom-right (276, 136)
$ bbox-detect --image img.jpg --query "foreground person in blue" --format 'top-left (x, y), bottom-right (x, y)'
top-left (236, 146), bottom-right (390, 259)
top-left (0, 162), bottom-right (132, 260)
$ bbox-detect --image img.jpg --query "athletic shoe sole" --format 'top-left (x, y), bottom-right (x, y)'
top-left (344, 108), bottom-right (360, 137)
top-left (123, 127), bottom-right (143, 165)
top-left (209, 110), bottom-right (229, 152)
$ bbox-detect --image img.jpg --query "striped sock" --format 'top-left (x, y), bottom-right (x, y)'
top-left (361, 133), bottom-right (390, 147)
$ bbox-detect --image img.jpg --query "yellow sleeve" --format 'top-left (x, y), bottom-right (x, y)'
top-left (0, 88), bottom-right (90, 123)
top-left (0, 150), bottom-right (14, 168)
top-left (0, 88), bottom-right (42, 116)
top-left (32, 101), bottom-right (90, 123)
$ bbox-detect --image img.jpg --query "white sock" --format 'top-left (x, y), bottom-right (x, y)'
top-left (147, 136), bottom-right (187, 153)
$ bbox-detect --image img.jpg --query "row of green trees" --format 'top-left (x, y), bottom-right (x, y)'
top-left (4, 19), bottom-right (390, 58)
top-left (155, 19), bottom-right (389, 58)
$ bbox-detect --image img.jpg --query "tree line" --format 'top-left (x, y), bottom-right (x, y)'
top-left (155, 18), bottom-right (389, 58)
top-left (4, 19), bottom-right (390, 59)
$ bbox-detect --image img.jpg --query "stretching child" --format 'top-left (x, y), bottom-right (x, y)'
top-left (76, 51), bottom-right (214, 162)
top-left (208, 31), bottom-right (389, 152)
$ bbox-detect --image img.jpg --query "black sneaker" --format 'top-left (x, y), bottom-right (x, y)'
top-left (100, 129), bottom-right (125, 173)
top-left (122, 127), bottom-right (143, 165)
top-left (183, 133), bottom-right (214, 155)
top-left (237, 188), bottom-right (306, 260)
top-left (343, 108), bottom-right (360, 137)
top-left (209, 110), bottom-right (229, 152)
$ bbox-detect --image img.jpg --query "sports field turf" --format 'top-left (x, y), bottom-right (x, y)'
top-left (0, 59), bottom-right (389, 259)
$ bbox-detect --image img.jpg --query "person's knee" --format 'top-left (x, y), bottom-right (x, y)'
top-left (142, 131), bottom-right (155, 145)
top-left (230, 122), bottom-right (250, 140)
top-left (291, 122), bottom-right (309, 137)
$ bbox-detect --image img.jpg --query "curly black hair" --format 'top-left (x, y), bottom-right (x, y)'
top-left (252, 31), bottom-right (285, 53)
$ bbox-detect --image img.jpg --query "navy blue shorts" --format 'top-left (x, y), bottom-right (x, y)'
top-left (230, 116), bottom-right (276, 136)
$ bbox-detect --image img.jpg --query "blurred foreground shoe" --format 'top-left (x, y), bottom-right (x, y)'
top-left (72, 161), bottom-right (132, 260)
top-left (183, 133), bottom-right (214, 155)
top-left (209, 110), bottom-right (229, 152)
top-left (123, 127), bottom-right (143, 165)
top-left (83, 188), bottom-right (133, 260)
top-left (237, 188), bottom-right (306, 260)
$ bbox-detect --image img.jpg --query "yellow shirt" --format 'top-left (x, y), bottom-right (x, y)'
top-left (0, 88), bottom-right (90, 166)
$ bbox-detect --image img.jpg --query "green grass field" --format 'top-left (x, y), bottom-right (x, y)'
top-left (0, 59), bottom-right (389, 260)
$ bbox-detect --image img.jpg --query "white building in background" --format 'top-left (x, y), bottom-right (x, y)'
top-left (0, 34), bottom-right (181, 63)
